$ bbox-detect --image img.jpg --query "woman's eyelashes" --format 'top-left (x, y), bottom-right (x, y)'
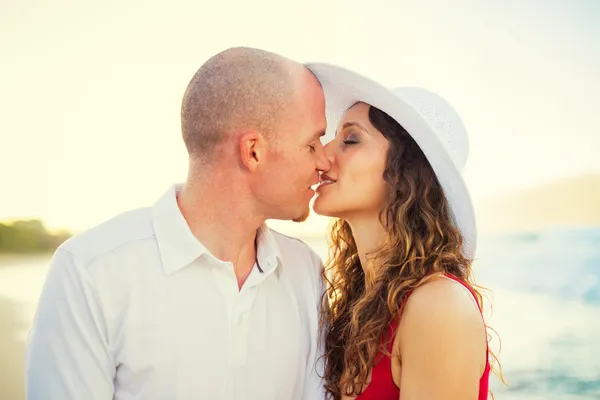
top-left (343, 134), bottom-right (359, 145)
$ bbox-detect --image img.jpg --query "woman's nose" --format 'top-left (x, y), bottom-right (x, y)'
top-left (323, 142), bottom-right (335, 164)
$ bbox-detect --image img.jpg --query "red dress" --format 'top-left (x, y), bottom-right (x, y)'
top-left (355, 274), bottom-right (491, 399)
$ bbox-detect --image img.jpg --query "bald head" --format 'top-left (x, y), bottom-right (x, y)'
top-left (181, 47), bottom-right (313, 163)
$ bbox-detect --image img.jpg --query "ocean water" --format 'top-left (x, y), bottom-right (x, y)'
top-left (1, 227), bottom-right (599, 399)
top-left (303, 227), bottom-right (600, 400)
top-left (474, 228), bottom-right (600, 399)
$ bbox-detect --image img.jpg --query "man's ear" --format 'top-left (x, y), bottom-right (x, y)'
top-left (239, 130), bottom-right (266, 172)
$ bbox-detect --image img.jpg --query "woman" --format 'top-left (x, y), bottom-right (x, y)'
top-left (307, 63), bottom-right (498, 399)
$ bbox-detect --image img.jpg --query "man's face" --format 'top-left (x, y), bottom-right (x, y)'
top-left (257, 72), bottom-right (330, 222)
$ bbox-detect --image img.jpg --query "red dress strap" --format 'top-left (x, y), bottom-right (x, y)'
top-left (355, 273), bottom-right (491, 399)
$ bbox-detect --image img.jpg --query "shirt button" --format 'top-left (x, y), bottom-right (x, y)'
top-left (236, 312), bottom-right (246, 326)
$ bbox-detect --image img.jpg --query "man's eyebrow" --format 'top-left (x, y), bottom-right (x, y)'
top-left (312, 130), bottom-right (326, 140)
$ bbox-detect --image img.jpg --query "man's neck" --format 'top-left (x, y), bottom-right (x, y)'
top-left (177, 176), bottom-right (265, 289)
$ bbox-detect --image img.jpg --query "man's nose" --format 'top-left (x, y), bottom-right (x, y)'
top-left (316, 143), bottom-right (331, 172)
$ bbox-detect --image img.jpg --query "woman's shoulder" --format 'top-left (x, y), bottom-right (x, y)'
top-left (409, 275), bottom-right (480, 310)
top-left (393, 275), bottom-right (489, 384)
top-left (398, 275), bottom-right (485, 343)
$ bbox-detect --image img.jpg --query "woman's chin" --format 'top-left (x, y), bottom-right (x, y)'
top-left (313, 196), bottom-right (340, 218)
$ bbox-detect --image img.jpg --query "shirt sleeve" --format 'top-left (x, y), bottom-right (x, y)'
top-left (301, 248), bottom-right (327, 400)
top-left (24, 247), bottom-right (115, 399)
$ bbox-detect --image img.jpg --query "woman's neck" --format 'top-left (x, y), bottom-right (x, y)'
top-left (347, 215), bottom-right (387, 273)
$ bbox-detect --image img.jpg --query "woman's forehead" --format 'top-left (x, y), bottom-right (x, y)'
top-left (336, 103), bottom-right (371, 132)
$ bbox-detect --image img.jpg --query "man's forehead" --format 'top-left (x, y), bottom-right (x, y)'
top-left (298, 106), bottom-right (327, 141)
top-left (301, 71), bottom-right (326, 108)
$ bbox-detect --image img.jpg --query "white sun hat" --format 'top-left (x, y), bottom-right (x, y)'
top-left (306, 62), bottom-right (477, 258)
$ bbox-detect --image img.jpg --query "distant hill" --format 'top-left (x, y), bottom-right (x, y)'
top-left (476, 174), bottom-right (600, 233)
top-left (0, 219), bottom-right (71, 253)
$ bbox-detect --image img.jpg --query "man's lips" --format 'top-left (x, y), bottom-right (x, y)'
top-left (318, 180), bottom-right (335, 187)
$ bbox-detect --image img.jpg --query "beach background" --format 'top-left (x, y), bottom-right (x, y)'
top-left (2, 1), bottom-right (600, 399)
top-left (3, 221), bottom-right (600, 399)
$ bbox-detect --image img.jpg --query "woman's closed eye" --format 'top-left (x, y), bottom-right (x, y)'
top-left (343, 135), bottom-right (359, 145)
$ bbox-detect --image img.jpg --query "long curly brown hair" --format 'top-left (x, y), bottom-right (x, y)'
top-left (320, 105), bottom-right (502, 399)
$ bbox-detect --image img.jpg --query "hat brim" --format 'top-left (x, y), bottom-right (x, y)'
top-left (306, 62), bottom-right (477, 258)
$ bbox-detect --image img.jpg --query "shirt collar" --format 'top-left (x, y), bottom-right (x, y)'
top-left (255, 223), bottom-right (283, 279)
top-left (152, 184), bottom-right (283, 278)
top-left (152, 184), bottom-right (208, 276)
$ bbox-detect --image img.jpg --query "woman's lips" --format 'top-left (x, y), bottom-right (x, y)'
top-left (316, 180), bottom-right (335, 191)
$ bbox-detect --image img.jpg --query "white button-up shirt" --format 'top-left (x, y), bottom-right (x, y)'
top-left (25, 185), bottom-right (325, 400)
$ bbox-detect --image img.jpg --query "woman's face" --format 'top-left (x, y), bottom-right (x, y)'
top-left (313, 102), bottom-right (390, 219)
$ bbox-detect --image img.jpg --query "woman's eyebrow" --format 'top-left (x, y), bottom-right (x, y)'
top-left (336, 121), bottom-right (369, 136)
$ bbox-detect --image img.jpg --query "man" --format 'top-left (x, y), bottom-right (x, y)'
top-left (25, 47), bottom-right (330, 399)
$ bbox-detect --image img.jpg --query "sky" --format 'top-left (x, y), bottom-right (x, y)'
top-left (1, 0), bottom-right (599, 234)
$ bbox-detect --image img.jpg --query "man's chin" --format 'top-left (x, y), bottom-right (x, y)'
top-left (292, 209), bottom-right (310, 223)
